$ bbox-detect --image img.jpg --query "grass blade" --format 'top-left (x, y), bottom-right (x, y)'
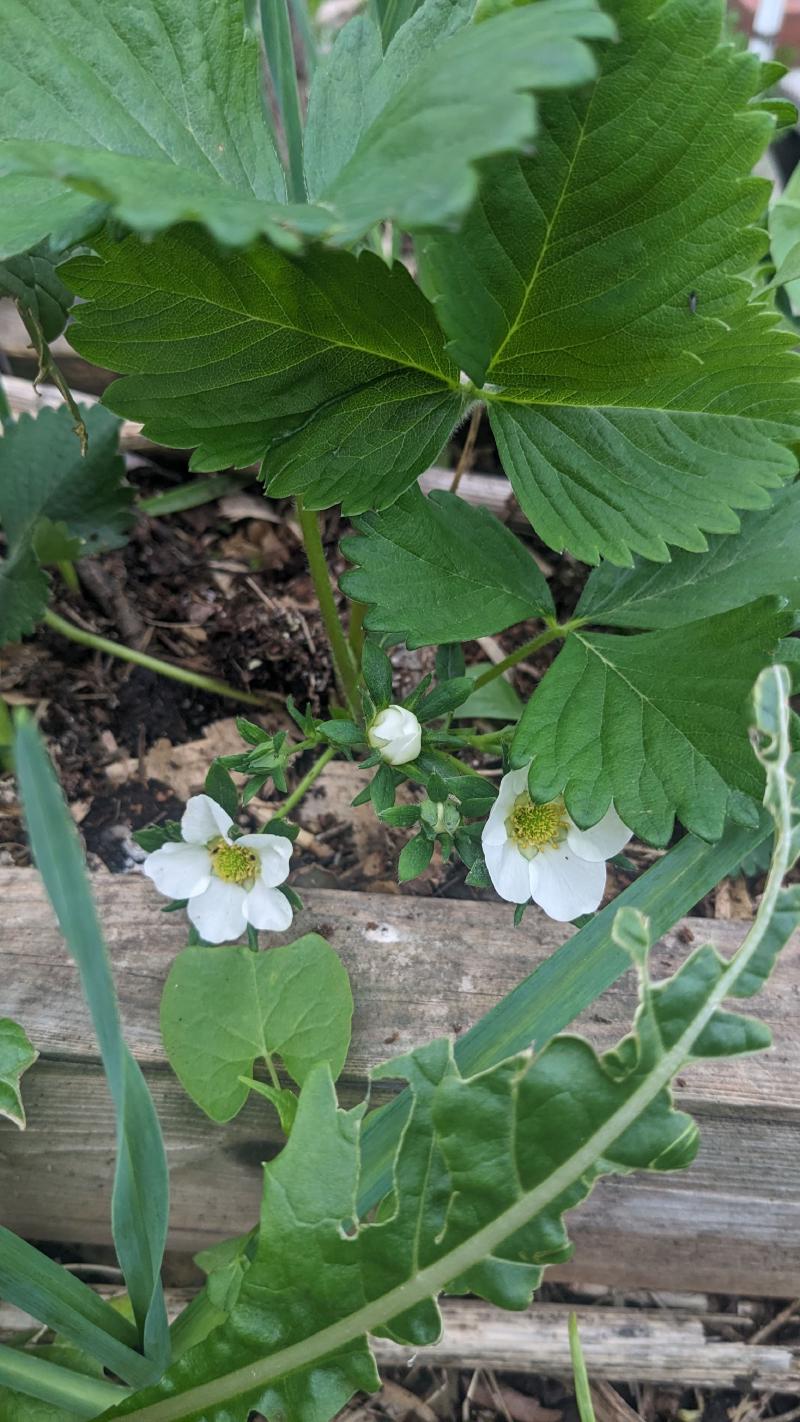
top-left (14, 715), bottom-right (170, 1374)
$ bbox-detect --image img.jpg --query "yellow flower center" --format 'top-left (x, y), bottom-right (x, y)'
top-left (507, 794), bottom-right (568, 857)
top-left (209, 840), bottom-right (258, 886)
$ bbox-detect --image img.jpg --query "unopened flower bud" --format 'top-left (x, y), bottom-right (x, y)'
top-left (367, 705), bottom-right (422, 766)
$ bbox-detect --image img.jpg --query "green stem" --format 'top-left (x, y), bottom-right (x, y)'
top-left (261, 0), bottom-right (306, 202)
top-left (295, 498), bottom-right (360, 717)
top-left (57, 560), bottom-right (80, 593)
top-left (274, 743), bottom-right (336, 817)
top-left (456, 728), bottom-right (513, 749)
top-left (0, 372), bottom-right (11, 422)
top-left (43, 609), bottom-right (267, 708)
top-left (264, 1052), bottom-right (282, 1092)
top-left (472, 625), bottom-right (569, 690)
top-left (289, 0), bottom-right (317, 73)
top-left (139, 472), bottom-right (254, 517)
top-left (0, 1341), bottom-right (128, 1418)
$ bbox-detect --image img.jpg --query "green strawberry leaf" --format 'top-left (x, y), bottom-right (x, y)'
top-left (63, 231), bottom-right (464, 508)
top-left (576, 483), bottom-right (800, 629)
top-left (304, 0), bottom-right (614, 241)
top-left (0, 244), bottom-right (72, 342)
top-left (0, 0), bottom-right (317, 260)
top-left (160, 936), bottom-right (353, 1123)
top-left (0, 403), bottom-right (131, 644)
top-left (0, 1019), bottom-right (38, 1130)
top-left (511, 599), bottom-right (792, 844)
top-left (341, 486), bottom-right (554, 645)
top-left (420, 0), bottom-right (800, 566)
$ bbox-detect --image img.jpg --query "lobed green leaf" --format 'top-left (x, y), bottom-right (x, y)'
top-left (0, 1019), bottom-right (38, 1130)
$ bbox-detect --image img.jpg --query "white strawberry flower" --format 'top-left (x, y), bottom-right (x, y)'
top-left (482, 766), bottom-right (632, 922)
top-left (368, 704), bottom-right (422, 766)
top-left (143, 794), bottom-right (293, 944)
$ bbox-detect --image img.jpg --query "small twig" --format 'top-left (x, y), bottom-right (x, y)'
top-left (749, 1297), bottom-right (800, 1345)
top-left (450, 404), bottom-right (483, 494)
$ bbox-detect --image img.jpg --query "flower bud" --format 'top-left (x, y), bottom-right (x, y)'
top-left (367, 704), bottom-right (422, 766)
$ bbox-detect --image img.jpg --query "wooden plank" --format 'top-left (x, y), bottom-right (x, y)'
top-left (2, 1293), bottom-right (797, 1392)
top-left (2, 869), bottom-right (799, 1294)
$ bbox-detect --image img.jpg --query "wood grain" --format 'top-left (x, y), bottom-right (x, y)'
top-left (2, 1294), bottom-right (798, 1392)
top-left (2, 869), bottom-right (799, 1294)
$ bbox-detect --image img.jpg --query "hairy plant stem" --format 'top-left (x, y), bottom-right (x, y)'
top-left (471, 625), bottom-right (570, 690)
top-left (295, 498), bottom-right (360, 718)
top-left (43, 609), bottom-right (267, 708)
top-left (275, 743), bottom-right (336, 817)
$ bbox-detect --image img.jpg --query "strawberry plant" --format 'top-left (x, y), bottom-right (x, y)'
top-left (1, 0), bottom-right (799, 1414)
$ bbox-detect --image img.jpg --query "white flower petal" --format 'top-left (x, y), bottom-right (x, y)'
top-left (368, 705), bottom-right (422, 765)
top-left (484, 838), bottom-right (535, 904)
top-left (245, 881), bottom-right (294, 932)
top-left (482, 766), bottom-right (530, 846)
top-left (531, 845), bottom-right (606, 922)
top-left (566, 804), bottom-right (632, 863)
top-left (143, 842), bottom-right (211, 899)
top-left (181, 794), bottom-right (233, 846)
top-left (237, 833), bottom-right (293, 888)
top-left (187, 879), bottom-right (248, 943)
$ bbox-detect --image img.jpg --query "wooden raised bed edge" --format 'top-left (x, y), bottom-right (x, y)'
top-left (2, 870), bottom-right (800, 1300)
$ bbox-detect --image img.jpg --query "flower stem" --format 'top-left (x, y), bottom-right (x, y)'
top-left (295, 498), bottom-right (360, 717)
top-left (274, 743), bottom-right (336, 817)
top-left (471, 625), bottom-right (568, 690)
top-left (43, 609), bottom-right (268, 707)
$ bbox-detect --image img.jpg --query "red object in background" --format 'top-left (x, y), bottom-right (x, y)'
top-left (734, 0), bottom-right (800, 48)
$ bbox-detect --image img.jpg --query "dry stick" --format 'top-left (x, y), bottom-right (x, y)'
top-left (449, 404), bottom-right (483, 494)
top-left (749, 1297), bottom-right (800, 1345)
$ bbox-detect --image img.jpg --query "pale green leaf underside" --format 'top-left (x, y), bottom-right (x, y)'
top-left (64, 231), bottom-right (464, 507)
top-left (512, 600), bottom-right (791, 845)
top-left (341, 486), bottom-right (554, 645)
top-left (577, 483), bottom-right (800, 629)
top-left (97, 731), bottom-right (798, 1422)
top-left (0, 1019), bottom-right (38, 1129)
top-left (0, 0), bottom-right (291, 260)
top-left (0, 0), bottom-right (610, 259)
top-left (421, 0), bottom-right (800, 565)
top-left (160, 938), bottom-right (353, 1124)
top-left (0, 404), bottom-right (131, 645)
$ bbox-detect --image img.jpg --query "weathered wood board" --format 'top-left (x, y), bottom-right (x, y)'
top-left (2, 869), bottom-right (799, 1295)
top-left (2, 1293), bottom-right (798, 1392)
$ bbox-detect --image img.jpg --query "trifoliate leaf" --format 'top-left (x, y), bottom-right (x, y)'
top-left (0, 243), bottom-right (72, 342)
top-left (304, 0), bottom-right (614, 242)
top-left (512, 599), bottom-right (792, 844)
top-left (0, 1018), bottom-right (38, 1129)
top-left (0, 403), bottom-right (131, 643)
top-left (160, 937), bottom-right (353, 1123)
top-left (576, 483), bottom-right (800, 630)
top-left (0, 0), bottom-right (322, 260)
top-left (63, 230), bottom-right (464, 507)
top-left (420, 0), bottom-right (800, 566)
top-left (341, 487), bottom-right (554, 646)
